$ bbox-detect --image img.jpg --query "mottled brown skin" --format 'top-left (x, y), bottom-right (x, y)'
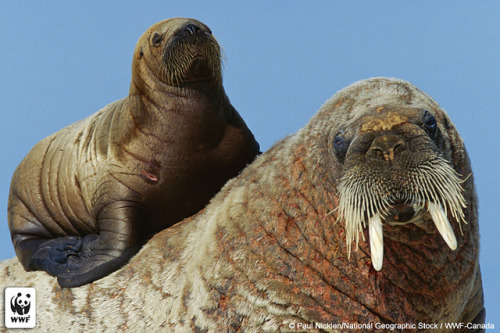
top-left (0, 78), bottom-right (483, 332)
top-left (7, 18), bottom-right (259, 288)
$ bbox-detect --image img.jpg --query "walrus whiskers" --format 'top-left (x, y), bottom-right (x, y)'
top-left (163, 37), bottom-right (221, 87)
top-left (338, 154), bottom-right (467, 270)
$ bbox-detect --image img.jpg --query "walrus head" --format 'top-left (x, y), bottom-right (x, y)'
top-left (317, 79), bottom-right (470, 271)
top-left (131, 17), bottom-right (222, 91)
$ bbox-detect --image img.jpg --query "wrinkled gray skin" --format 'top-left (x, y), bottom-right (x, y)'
top-left (1, 78), bottom-right (483, 332)
top-left (7, 17), bottom-right (259, 288)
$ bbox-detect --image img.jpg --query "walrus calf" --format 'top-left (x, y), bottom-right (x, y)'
top-left (0, 78), bottom-right (484, 331)
top-left (7, 18), bottom-right (259, 288)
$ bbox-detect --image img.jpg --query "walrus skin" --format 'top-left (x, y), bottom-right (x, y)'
top-left (1, 78), bottom-right (484, 331)
top-left (7, 18), bottom-right (259, 288)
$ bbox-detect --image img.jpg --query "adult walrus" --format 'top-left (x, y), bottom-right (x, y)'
top-left (0, 78), bottom-right (484, 331)
top-left (7, 17), bottom-right (259, 288)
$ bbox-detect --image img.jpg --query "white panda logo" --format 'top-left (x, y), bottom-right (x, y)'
top-left (10, 292), bottom-right (31, 315)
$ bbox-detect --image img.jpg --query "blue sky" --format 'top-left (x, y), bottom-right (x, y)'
top-left (1, 1), bottom-right (498, 324)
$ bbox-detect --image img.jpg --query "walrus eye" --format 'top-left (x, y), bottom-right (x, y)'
top-left (152, 33), bottom-right (163, 46)
top-left (333, 132), bottom-right (349, 164)
top-left (423, 110), bottom-right (438, 138)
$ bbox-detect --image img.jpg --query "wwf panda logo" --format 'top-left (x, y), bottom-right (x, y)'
top-left (10, 292), bottom-right (31, 315)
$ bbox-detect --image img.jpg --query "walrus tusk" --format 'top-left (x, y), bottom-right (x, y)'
top-left (368, 203), bottom-right (457, 271)
top-left (369, 213), bottom-right (384, 271)
top-left (428, 202), bottom-right (457, 250)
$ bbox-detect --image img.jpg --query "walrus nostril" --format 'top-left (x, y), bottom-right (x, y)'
top-left (368, 134), bottom-right (406, 162)
top-left (184, 23), bottom-right (200, 36)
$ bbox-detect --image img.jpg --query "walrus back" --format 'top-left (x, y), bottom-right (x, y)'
top-left (8, 99), bottom-right (128, 245)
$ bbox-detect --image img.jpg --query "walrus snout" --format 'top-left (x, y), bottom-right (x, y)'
top-left (175, 22), bottom-right (211, 38)
top-left (157, 19), bottom-right (221, 86)
top-left (183, 23), bottom-right (201, 36)
top-left (367, 134), bottom-right (407, 162)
